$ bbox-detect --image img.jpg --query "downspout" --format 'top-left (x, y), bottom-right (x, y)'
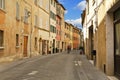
top-left (49, 0), bottom-right (50, 43)
top-left (94, 0), bottom-right (99, 67)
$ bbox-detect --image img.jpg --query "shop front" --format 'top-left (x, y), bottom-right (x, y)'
top-left (114, 8), bottom-right (120, 78)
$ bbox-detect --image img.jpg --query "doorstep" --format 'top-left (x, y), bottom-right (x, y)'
top-left (107, 76), bottom-right (119, 80)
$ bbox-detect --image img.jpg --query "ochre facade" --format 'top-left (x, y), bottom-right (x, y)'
top-left (0, 0), bottom-right (81, 63)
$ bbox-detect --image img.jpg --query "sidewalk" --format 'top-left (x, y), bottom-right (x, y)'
top-left (79, 55), bottom-right (119, 80)
top-left (88, 58), bottom-right (119, 80)
top-left (107, 76), bottom-right (119, 80)
top-left (0, 52), bottom-right (118, 80)
top-left (77, 55), bottom-right (109, 80)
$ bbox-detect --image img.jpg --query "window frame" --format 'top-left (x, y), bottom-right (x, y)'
top-left (16, 2), bottom-right (20, 20)
top-left (0, 0), bottom-right (5, 10)
top-left (34, 0), bottom-right (37, 5)
top-left (87, 1), bottom-right (89, 15)
top-left (34, 37), bottom-right (37, 49)
top-left (24, 9), bottom-right (28, 23)
top-left (39, 0), bottom-right (42, 7)
top-left (92, 0), bottom-right (95, 6)
top-left (0, 30), bottom-right (4, 48)
top-left (16, 34), bottom-right (19, 47)
top-left (34, 15), bottom-right (38, 26)
top-left (51, 0), bottom-right (53, 5)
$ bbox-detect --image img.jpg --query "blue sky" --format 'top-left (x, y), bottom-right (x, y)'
top-left (58, 0), bottom-right (86, 29)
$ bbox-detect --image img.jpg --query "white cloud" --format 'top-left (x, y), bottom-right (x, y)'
top-left (77, 0), bottom-right (86, 11)
top-left (65, 17), bottom-right (82, 29)
top-left (65, 10), bottom-right (68, 14)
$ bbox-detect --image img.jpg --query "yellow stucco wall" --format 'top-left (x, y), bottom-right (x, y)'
top-left (0, 0), bottom-right (50, 62)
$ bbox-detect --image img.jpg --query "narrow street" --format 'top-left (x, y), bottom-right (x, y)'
top-left (0, 50), bottom-right (109, 80)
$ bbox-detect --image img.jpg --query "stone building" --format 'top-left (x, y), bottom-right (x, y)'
top-left (82, 0), bottom-right (120, 78)
top-left (0, 0), bottom-right (50, 62)
top-left (69, 24), bottom-right (74, 50)
top-left (73, 27), bottom-right (80, 50)
top-left (33, 0), bottom-right (50, 55)
top-left (56, 3), bottom-right (65, 52)
top-left (49, 0), bottom-right (58, 53)
top-left (58, 3), bottom-right (66, 52)
top-left (64, 22), bottom-right (71, 50)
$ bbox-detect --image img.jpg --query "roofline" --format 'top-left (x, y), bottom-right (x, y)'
top-left (55, 0), bottom-right (59, 3)
top-left (57, 3), bottom-right (66, 10)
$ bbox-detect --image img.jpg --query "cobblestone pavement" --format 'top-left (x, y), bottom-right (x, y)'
top-left (0, 50), bottom-right (109, 80)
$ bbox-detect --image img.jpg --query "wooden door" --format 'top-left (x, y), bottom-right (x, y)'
top-left (23, 36), bottom-right (28, 57)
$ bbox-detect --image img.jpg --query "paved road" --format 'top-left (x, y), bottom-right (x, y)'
top-left (0, 50), bottom-right (109, 80)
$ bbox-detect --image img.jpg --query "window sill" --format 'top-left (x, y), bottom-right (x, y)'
top-left (24, 21), bottom-right (29, 25)
top-left (16, 46), bottom-right (20, 48)
top-left (0, 8), bottom-right (6, 13)
top-left (0, 47), bottom-right (4, 50)
top-left (16, 17), bottom-right (20, 21)
top-left (34, 25), bottom-right (39, 28)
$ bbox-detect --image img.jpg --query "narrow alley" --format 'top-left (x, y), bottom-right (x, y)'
top-left (0, 50), bottom-right (109, 80)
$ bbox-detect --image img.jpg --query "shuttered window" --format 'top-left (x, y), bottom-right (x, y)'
top-left (16, 34), bottom-right (19, 46)
top-left (0, 0), bottom-right (5, 10)
top-left (16, 2), bottom-right (20, 19)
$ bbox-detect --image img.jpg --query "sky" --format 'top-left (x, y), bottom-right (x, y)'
top-left (58, 0), bottom-right (86, 29)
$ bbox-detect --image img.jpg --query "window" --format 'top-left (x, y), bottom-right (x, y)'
top-left (16, 2), bottom-right (20, 20)
top-left (57, 30), bottom-right (58, 35)
top-left (65, 23), bottom-right (66, 28)
top-left (54, 27), bottom-right (56, 33)
top-left (54, 14), bottom-right (56, 20)
top-left (50, 25), bottom-right (56, 33)
top-left (63, 12), bottom-right (64, 16)
top-left (0, 0), bottom-right (5, 10)
top-left (0, 30), bottom-right (4, 47)
top-left (50, 11), bottom-right (52, 18)
top-left (114, 8), bottom-right (120, 21)
top-left (87, 1), bottom-right (89, 14)
top-left (65, 33), bottom-right (67, 38)
top-left (50, 25), bottom-right (54, 32)
top-left (24, 9), bottom-right (28, 23)
top-left (46, 3), bottom-right (49, 11)
top-left (51, 0), bottom-right (53, 4)
top-left (34, 0), bottom-right (37, 5)
top-left (16, 34), bottom-right (19, 46)
top-left (35, 15), bottom-right (38, 26)
top-left (39, 18), bottom-right (42, 27)
top-left (57, 20), bottom-right (58, 24)
top-left (60, 31), bottom-right (61, 36)
top-left (50, 11), bottom-right (56, 20)
top-left (39, 0), bottom-right (42, 7)
top-left (92, 0), bottom-right (95, 5)
top-left (35, 37), bottom-right (37, 49)
top-left (46, 21), bottom-right (48, 29)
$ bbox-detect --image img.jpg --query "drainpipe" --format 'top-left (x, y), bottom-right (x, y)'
top-left (49, 0), bottom-right (50, 54)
